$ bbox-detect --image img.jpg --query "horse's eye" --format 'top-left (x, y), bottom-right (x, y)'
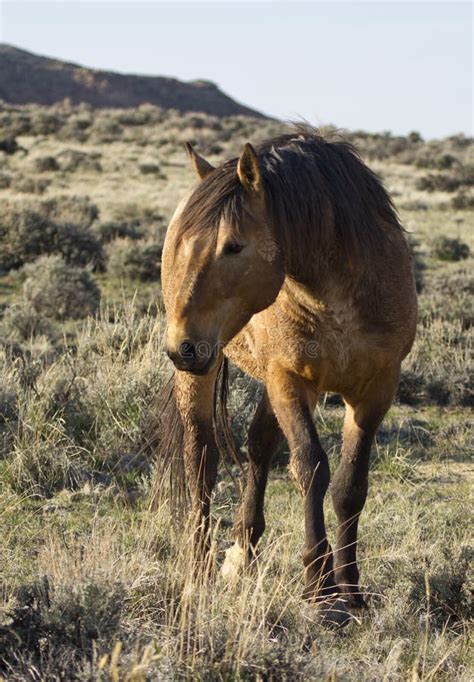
top-left (223, 241), bottom-right (244, 256)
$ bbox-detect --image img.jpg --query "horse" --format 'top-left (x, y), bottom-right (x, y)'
top-left (159, 126), bottom-right (417, 625)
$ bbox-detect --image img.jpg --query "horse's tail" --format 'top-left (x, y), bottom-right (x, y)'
top-left (146, 372), bottom-right (187, 513)
top-left (147, 357), bottom-right (241, 514)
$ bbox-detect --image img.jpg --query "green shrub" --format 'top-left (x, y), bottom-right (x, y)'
top-left (0, 111), bottom-right (32, 137)
top-left (0, 209), bottom-right (45, 271)
top-left (447, 133), bottom-right (472, 149)
top-left (45, 222), bottom-right (105, 271)
top-left (40, 195), bottom-right (99, 229)
top-left (0, 204), bottom-right (105, 272)
top-left (90, 118), bottom-right (123, 143)
top-left (451, 192), bottom-right (474, 210)
top-left (56, 119), bottom-right (90, 143)
top-left (407, 235), bottom-right (425, 293)
top-left (0, 136), bottom-right (22, 155)
top-left (2, 356), bottom-right (95, 494)
top-left (111, 201), bottom-right (165, 230)
top-left (107, 239), bottom-right (162, 281)
top-left (416, 166), bottom-right (474, 193)
top-left (409, 547), bottom-right (472, 630)
top-left (415, 153), bottom-right (460, 170)
top-left (0, 388), bottom-right (17, 424)
top-left (418, 261), bottom-right (473, 330)
top-left (437, 153), bottom-right (459, 170)
top-left (432, 236), bottom-right (470, 262)
top-left (47, 376), bottom-right (95, 446)
top-left (397, 371), bottom-right (425, 406)
top-left (57, 148), bottom-right (102, 173)
top-left (21, 255), bottom-right (101, 320)
top-left (1, 301), bottom-right (55, 341)
top-left (29, 110), bottom-right (63, 135)
top-left (0, 576), bottom-right (125, 676)
top-left (139, 160), bottom-right (161, 175)
top-left (400, 317), bottom-right (472, 406)
top-left (0, 172), bottom-right (12, 189)
top-left (6, 437), bottom-right (88, 496)
top-left (93, 220), bottom-right (144, 243)
top-left (399, 199), bottom-right (429, 211)
top-left (116, 109), bottom-right (151, 126)
top-left (11, 174), bottom-right (51, 194)
top-left (207, 142), bottom-right (224, 155)
top-left (33, 155), bottom-right (60, 172)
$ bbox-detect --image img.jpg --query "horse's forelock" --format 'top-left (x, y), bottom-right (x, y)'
top-left (176, 162), bottom-right (244, 245)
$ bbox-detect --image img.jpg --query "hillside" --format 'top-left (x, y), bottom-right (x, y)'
top-left (0, 44), bottom-right (265, 117)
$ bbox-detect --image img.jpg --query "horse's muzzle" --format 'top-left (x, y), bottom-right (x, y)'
top-left (165, 339), bottom-right (217, 375)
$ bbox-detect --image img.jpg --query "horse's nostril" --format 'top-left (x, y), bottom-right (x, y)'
top-left (179, 340), bottom-right (196, 361)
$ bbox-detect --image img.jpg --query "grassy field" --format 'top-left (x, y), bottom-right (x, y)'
top-left (0, 102), bottom-right (472, 680)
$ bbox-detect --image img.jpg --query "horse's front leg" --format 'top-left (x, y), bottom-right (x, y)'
top-left (266, 364), bottom-right (351, 625)
top-left (174, 364), bottom-right (220, 560)
top-left (222, 390), bottom-right (282, 578)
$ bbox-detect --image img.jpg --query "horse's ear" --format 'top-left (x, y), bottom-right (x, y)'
top-left (185, 142), bottom-right (215, 180)
top-left (237, 143), bottom-right (262, 195)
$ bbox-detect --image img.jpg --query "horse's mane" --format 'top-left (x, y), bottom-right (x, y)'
top-left (177, 125), bottom-right (404, 274)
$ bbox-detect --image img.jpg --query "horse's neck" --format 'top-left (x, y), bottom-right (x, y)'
top-left (282, 258), bottom-right (339, 298)
top-left (280, 276), bottom-right (329, 317)
top-left (280, 259), bottom-right (359, 316)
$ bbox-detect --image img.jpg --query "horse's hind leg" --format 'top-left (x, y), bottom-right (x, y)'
top-left (222, 390), bottom-right (282, 577)
top-left (331, 370), bottom-right (399, 608)
top-left (174, 364), bottom-right (220, 559)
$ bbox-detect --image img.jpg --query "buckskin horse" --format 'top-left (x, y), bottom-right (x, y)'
top-left (159, 126), bottom-right (417, 625)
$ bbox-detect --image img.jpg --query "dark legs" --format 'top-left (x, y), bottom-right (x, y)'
top-left (222, 391), bottom-right (282, 577)
top-left (236, 391), bottom-right (282, 552)
top-left (266, 367), bottom-right (337, 601)
top-left (225, 370), bottom-right (338, 604)
top-left (331, 377), bottom-right (397, 607)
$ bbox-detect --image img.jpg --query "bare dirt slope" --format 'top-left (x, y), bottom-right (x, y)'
top-left (0, 44), bottom-right (266, 118)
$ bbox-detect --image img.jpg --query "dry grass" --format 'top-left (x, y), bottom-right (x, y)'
top-left (0, 102), bottom-right (472, 680)
top-left (1, 417), bottom-right (472, 679)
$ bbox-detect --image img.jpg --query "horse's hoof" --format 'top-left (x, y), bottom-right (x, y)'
top-left (317, 597), bottom-right (354, 629)
top-left (221, 542), bottom-right (246, 580)
top-left (345, 595), bottom-right (369, 612)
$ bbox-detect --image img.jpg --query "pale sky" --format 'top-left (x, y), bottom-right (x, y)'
top-left (0, 1), bottom-right (472, 138)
